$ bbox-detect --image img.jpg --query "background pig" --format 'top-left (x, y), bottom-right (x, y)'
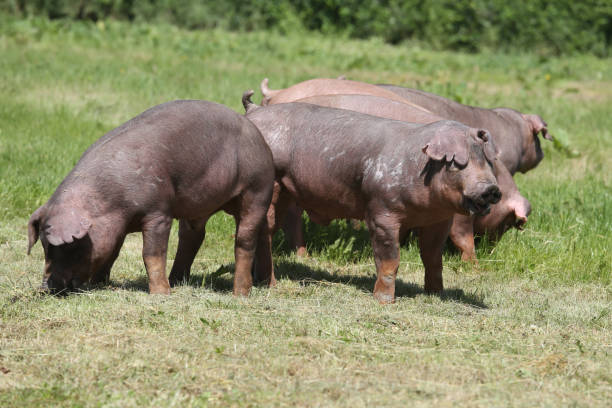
top-left (27, 100), bottom-right (274, 296)
top-left (295, 94), bottom-right (532, 261)
top-left (260, 78), bottom-right (431, 113)
top-left (243, 92), bottom-right (501, 302)
top-left (377, 85), bottom-right (552, 174)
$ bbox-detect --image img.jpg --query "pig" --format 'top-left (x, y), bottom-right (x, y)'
top-left (377, 85), bottom-right (552, 175)
top-left (260, 78), bottom-right (432, 114)
top-left (242, 91), bottom-right (501, 302)
top-left (27, 100), bottom-right (274, 296)
top-left (261, 77), bottom-right (433, 256)
top-left (295, 94), bottom-right (531, 261)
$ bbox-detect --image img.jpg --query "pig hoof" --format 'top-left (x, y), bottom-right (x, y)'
top-left (149, 285), bottom-right (171, 295)
top-left (373, 291), bottom-right (395, 304)
top-left (233, 287), bottom-right (251, 297)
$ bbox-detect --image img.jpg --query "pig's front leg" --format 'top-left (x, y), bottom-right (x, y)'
top-left (169, 219), bottom-right (208, 287)
top-left (449, 214), bottom-right (478, 263)
top-left (418, 220), bottom-right (452, 293)
top-left (90, 235), bottom-right (125, 285)
top-left (367, 214), bottom-right (401, 304)
top-left (142, 214), bottom-right (173, 294)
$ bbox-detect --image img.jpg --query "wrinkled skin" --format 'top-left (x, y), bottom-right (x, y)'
top-left (377, 85), bottom-right (552, 175)
top-left (28, 100), bottom-right (274, 296)
top-left (243, 93), bottom-right (501, 302)
top-left (295, 94), bottom-right (532, 261)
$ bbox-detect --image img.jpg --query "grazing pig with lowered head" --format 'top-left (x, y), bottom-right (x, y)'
top-left (295, 94), bottom-right (531, 261)
top-left (377, 85), bottom-right (552, 174)
top-left (27, 100), bottom-right (274, 296)
top-left (242, 91), bottom-right (501, 302)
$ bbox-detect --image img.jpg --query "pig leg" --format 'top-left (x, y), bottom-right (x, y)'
top-left (449, 214), bottom-right (478, 263)
top-left (231, 190), bottom-right (270, 297)
top-left (168, 219), bottom-right (208, 286)
top-left (367, 215), bottom-right (401, 304)
top-left (254, 182), bottom-right (292, 287)
top-left (418, 220), bottom-right (452, 293)
top-left (90, 235), bottom-right (126, 284)
top-left (282, 203), bottom-right (308, 257)
top-left (141, 215), bottom-right (172, 294)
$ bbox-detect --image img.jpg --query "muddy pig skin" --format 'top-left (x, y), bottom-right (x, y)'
top-left (243, 92), bottom-right (501, 303)
top-left (377, 85), bottom-right (552, 175)
top-left (296, 94), bottom-right (531, 262)
top-left (28, 100), bottom-right (274, 296)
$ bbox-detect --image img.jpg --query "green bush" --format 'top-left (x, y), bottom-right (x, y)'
top-left (1, 0), bottom-right (610, 56)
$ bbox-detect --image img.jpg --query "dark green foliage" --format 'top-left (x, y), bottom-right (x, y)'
top-left (1, 0), bottom-right (610, 56)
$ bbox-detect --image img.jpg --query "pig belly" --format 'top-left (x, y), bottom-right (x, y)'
top-left (281, 174), bottom-right (364, 221)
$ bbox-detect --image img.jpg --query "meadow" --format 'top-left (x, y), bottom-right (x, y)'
top-left (0, 14), bottom-right (610, 407)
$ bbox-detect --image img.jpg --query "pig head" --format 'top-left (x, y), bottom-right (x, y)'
top-left (28, 197), bottom-right (123, 293)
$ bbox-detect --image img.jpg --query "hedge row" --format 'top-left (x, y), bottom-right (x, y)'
top-left (2, 0), bottom-right (611, 56)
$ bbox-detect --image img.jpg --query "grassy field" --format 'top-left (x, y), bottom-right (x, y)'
top-left (0, 14), bottom-right (611, 407)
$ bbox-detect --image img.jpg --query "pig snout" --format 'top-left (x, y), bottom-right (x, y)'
top-left (515, 214), bottom-right (527, 230)
top-left (463, 184), bottom-right (502, 216)
top-left (44, 275), bottom-right (74, 296)
top-left (513, 197), bottom-right (531, 230)
top-left (481, 184), bottom-right (502, 204)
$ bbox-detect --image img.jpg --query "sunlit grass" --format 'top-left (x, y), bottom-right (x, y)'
top-left (0, 14), bottom-right (610, 407)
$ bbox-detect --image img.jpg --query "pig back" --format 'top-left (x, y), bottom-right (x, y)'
top-left (59, 100), bottom-right (271, 217)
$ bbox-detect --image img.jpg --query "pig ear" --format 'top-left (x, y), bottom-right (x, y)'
top-left (44, 210), bottom-right (91, 247)
top-left (421, 122), bottom-right (470, 167)
top-left (479, 129), bottom-right (499, 163)
top-left (523, 114), bottom-right (552, 140)
top-left (27, 205), bottom-right (45, 255)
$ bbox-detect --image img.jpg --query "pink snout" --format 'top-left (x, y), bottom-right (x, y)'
top-left (512, 197), bottom-right (531, 230)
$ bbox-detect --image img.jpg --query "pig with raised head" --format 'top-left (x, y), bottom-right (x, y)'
top-left (242, 91), bottom-right (501, 302)
top-left (261, 77), bottom-right (433, 256)
top-left (377, 85), bottom-right (552, 174)
top-left (28, 100), bottom-right (274, 296)
top-left (295, 94), bottom-right (532, 261)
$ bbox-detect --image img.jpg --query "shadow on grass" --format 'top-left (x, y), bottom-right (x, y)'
top-left (275, 260), bottom-right (487, 308)
top-left (167, 259), bottom-right (487, 309)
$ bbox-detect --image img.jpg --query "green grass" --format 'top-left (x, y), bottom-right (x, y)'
top-left (0, 14), bottom-right (611, 407)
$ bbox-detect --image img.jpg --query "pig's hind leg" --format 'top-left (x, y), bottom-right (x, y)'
top-left (229, 188), bottom-right (273, 296)
top-left (169, 219), bottom-right (208, 287)
top-left (141, 214), bottom-right (173, 294)
top-left (418, 220), bottom-right (452, 293)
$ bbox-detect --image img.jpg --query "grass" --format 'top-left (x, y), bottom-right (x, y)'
top-left (0, 14), bottom-right (611, 407)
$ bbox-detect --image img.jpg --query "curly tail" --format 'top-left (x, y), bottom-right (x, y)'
top-left (260, 78), bottom-right (280, 106)
top-left (242, 90), bottom-right (259, 114)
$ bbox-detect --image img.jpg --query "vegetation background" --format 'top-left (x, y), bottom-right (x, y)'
top-left (2, 0), bottom-right (612, 56)
top-left (0, 3), bottom-right (611, 407)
